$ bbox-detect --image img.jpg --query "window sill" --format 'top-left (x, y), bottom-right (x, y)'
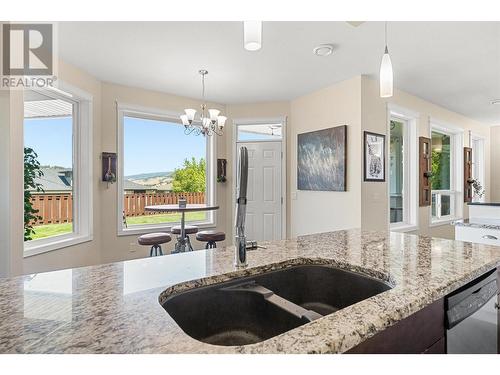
top-left (24, 233), bottom-right (93, 258)
top-left (118, 221), bottom-right (216, 237)
top-left (430, 217), bottom-right (461, 228)
top-left (390, 223), bottom-right (419, 233)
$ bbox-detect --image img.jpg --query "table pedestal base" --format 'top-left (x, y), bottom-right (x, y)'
top-left (173, 236), bottom-right (195, 254)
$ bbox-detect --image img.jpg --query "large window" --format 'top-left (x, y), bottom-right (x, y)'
top-left (430, 125), bottom-right (462, 223)
top-left (389, 119), bottom-right (404, 224)
top-left (23, 85), bottom-right (93, 256)
top-left (118, 107), bottom-right (214, 234)
top-left (388, 107), bottom-right (418, 231)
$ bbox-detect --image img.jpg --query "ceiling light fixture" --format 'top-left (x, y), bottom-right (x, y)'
top-left (313, 44), bottom-right (334, 57)
top-left (379, 21), bottom-right (393, 98)
top-left (244, 21), bottom-right (262, 51)
top-left (180, 70), bottom-right (226, 137)
top-left (492, 99), bottom-right (500, 105)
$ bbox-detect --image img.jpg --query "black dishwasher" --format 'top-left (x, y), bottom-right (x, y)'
top-left (446, 268), bottom-right (499, 354)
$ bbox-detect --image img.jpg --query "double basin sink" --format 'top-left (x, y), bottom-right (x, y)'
top-left (162, 264), bottom-right (392, 346)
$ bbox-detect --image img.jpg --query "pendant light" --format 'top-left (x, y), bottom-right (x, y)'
top-left (244, 21), bottom-right (262, 51)
top-left (379, 21), bottom-right (393, 98)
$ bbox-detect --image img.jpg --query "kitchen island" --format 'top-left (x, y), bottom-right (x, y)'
top-left (0, 229), bottom-right (499, 354)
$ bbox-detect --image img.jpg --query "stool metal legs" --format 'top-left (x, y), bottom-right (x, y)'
top-left (173, 235), bottom-right (194, 254)
top-left (205, 241), bottom-right (217, 249)
top-left (149, 244), bottom-right (163, 257)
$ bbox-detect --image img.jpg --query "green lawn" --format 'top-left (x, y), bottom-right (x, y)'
top-left (29, 212), bottom-right (207, 240)
top-left (31, 222), bottom-right (73, 240)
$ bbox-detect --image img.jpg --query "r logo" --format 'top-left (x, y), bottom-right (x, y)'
top-left (2, 24), bottom-right (53, 76)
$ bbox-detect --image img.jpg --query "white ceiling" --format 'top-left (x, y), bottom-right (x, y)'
top-left (58, 21), bottom-right (500, 125)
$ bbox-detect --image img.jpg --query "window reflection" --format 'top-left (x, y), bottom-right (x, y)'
top-left (23, 269), bottom-right (73, 322)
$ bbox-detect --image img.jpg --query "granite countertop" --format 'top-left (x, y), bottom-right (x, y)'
top-left (1, 229), bottom-right (500, 354)
top-left (452, 218), bottom-right (500, 231)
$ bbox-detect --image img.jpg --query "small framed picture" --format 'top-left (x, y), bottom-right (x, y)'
top-left (364, 131), bottom-right (386, 182)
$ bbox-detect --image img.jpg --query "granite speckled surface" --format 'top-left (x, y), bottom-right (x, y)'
top-left (1, 229), bottom-right (500, 354)
top-left (453, 218), bottom-right (500, 231)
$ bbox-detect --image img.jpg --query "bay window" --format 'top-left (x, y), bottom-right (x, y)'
top-left (117, 105), bottom-right (215, 235)
top-left (430, 124), bottom-right (463, 223)
top-left (389, 106), bottom-right (418, 231)
top-left (23, 84), bottom-right (93, 256)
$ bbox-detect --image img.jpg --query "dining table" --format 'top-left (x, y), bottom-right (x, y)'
top-left (144, 203), bottom-right (219, 253)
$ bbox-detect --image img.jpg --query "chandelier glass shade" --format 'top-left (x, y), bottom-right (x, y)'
top-left (180, 70), bottom-right (227, 136)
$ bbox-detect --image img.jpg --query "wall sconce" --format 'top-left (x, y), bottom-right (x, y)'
top-left (217, 158), bottom-right (227, 182)
top-left (102, 152), bottom-right (117, 186)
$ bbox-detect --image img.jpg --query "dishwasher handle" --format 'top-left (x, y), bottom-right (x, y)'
top-left (446, 269), bottom-right (498, 329)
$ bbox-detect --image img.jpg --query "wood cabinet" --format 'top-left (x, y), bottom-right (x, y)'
top-left (347, 298), bottom-right (445, 354)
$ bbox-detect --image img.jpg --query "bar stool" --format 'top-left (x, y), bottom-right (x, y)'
top-left (137, 232), bottom-right (171, 257)
top-left (171, 225), bottom-right (198, 252)
top-left (196, 230), bottom-right (226, 249)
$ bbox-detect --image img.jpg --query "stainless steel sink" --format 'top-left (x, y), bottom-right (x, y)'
top-left (162, 265), bottom-right (392, 346)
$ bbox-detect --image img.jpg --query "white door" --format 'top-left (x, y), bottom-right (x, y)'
top-left (237, 141), bottom-right (282, 241)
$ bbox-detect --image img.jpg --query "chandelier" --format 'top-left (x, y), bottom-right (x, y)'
top-left (180, 70), bottom-right (227, 136)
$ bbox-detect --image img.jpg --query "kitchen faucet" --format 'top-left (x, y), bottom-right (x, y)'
top-left (235, 146), bottom-right (249, 267)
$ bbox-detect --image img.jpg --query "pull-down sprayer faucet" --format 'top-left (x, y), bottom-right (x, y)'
top-left (235, 146), bottom-right (249, 267)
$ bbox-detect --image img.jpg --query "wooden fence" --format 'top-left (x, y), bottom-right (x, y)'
top-left (123, 192), bottom-right (205, 217)
top-left (31, 193), bottom-right (73, 225)
top-left (30, 192), bottom-right (206, 224)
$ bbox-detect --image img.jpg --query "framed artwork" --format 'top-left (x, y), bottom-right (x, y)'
top-left (297, 125), bottom-right (347, 191)
top-left (364, 131), bottom-right (386, 182)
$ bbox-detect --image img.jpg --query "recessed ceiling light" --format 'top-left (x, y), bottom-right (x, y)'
top-left (492, 99), bottom-right (500, 105)
top-left (313, 44), bottom-right (334, 57)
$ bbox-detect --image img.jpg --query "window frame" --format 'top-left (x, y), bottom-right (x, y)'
top-left (24, 82), bottom-right (94, 257)
top-left (116, 103), bottom-right (216, 236)
top-left (471, 135), bottom-right (486, 203)
top-left (429, 120), bottom-right (464, 226)
top-left (387, 105), bottom-right (419, 232)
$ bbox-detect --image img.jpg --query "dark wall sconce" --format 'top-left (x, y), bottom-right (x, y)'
top-left (217, 158), bottom-right (227, 182)
top-left (102, 152), bottom-right (117, 185)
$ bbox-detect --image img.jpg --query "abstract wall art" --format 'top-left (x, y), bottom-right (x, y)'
top-left (297, 125), bottom-right (347, 191)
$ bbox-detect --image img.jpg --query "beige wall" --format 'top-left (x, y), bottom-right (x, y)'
top-left (23, 61), bottom-right (104, 274)
top-left (3, 58), bottom-right (495, 276)
top-left (225, 101), bottom-right (291, 237)
top-left (491, 126), bottom-right (500, 202)
top-left (290, 77), bottom-right (362, 236)
top-left (360, 76), bottom-right (492, 239)
top-left (99, 82), bottom-right (228, 264)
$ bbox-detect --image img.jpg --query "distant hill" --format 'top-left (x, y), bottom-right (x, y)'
top-left (125, 171), bottom-right (172, 180)
top-left (125, 171), bottom-right (173, 191)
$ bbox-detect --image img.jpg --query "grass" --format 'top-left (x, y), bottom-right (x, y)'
top-left (31, 222), bottom-right (73, 240)
top-left (29, 212), bottom-right (207, 240)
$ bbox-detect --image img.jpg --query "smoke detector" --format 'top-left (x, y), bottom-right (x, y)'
top-left (313, 44), bottom-right (334, 57)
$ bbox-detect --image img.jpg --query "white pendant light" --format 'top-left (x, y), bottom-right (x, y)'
top-left (379, 22), bottom-right (393, 98)
top-left (244, 21), bottom-right (262, 51)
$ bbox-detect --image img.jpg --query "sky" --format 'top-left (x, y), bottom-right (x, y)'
top-left (24, 116), bottom-right (206, 176)
top-left (124, 117), bottom-right (205, 176)
top-left (24, 117), bottom-right (73, 168)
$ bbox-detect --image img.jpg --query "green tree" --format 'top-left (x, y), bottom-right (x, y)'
top-left (172, 157), bottom-right (206, 193)
top-left (24, 147), bottom-right (44, 241)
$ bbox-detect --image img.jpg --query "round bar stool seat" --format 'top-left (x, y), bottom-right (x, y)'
top-left (196, 230), bottom-right (226, 249)
top-left (171, 225), bottom-right (198, 235)
top-left (137, 232), bottom-right (171, 257)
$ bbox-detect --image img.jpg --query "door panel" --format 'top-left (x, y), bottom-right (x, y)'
top-left (237, 141), bottom-right (282, 241)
